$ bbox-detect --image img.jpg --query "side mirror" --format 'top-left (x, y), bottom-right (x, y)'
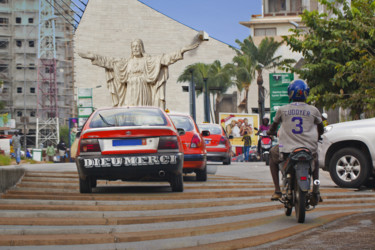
top-left (76, 131), bottom-right (81, 138)
top-left (177, 128), bottom-right (185, 136)
top-left (201, 130), bottom-right (210, 137)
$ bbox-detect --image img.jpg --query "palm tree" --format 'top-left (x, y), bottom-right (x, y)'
top-left (226, 54), bottom-right (255, 113)
top-left (177, 61), bottom-right (233, 123)
top-left (231, 36), bottom-right (295, 117)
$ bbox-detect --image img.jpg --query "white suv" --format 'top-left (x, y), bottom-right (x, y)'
top-left (318, 118), bottom-right (375, 188)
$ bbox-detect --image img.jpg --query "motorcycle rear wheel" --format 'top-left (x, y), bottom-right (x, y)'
top-left (294, 178), bottom-right (306, 223)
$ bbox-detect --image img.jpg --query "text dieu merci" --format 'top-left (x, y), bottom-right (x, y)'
top-left (83, 155), bottom-right (178, 168)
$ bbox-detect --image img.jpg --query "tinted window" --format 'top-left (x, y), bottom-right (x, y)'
top-left (90, 108), bottom-right (167, 128)
top-left (169, 115), bottom-right (194, 132)
top-left (198, 124), bottom-right (222, 135)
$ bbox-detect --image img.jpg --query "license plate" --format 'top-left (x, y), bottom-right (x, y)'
top-left (112, 139), bottom-right (144, 147)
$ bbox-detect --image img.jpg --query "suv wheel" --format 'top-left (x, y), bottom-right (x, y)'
top-left (329, 147), bottom-right (370, 188)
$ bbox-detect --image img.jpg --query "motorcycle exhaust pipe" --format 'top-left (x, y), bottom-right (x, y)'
top-left (159, 170), bottom-right (166, 177)
top-left (313, 179), bottom-right (320, 193)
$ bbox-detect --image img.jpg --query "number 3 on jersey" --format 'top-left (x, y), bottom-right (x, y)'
top-left (292, 117), bottom-right (303, 134)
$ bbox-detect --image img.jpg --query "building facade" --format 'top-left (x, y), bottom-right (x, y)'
top-left (0, 0), bottom-right (74, 146)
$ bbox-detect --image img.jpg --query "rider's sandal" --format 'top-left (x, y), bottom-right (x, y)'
top-left (271, 191), bottom-right (282, 201)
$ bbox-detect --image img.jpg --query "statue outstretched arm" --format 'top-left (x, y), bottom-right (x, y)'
top-left (181, 42), bottom-right (200, 55)
top-left (78, 51), bottom-right (95, 60)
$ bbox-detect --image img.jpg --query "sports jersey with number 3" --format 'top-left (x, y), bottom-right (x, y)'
top-left (274, 102), bottom-right (322, 154)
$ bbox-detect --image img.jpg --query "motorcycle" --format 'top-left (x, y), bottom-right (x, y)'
top-left (257, 130), bottom-right (272, 165)
top-left (278, 147), bottom-right (320, 223)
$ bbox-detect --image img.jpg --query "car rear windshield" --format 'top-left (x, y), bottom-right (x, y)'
top-left (169, 115), bottom-right (194, 132)
top-left (198, 124), bottom-right (222, 135)
top-left (90, 108), bottom-right (167, 128)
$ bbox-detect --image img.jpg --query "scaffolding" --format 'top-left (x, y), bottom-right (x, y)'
top-left (36, 0), bottom-right (59, 146)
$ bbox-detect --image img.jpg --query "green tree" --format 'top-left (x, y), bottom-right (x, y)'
top-left (283, 0), bottom-right (375, 119)
top-left (177, 60), bottom-right (233, 122)
top-left (225, 54), bottom-right (254, 113)
top-left (59, 125), bottom-right (69, 146)
top-left (231, 36), bottom-right (294, 116)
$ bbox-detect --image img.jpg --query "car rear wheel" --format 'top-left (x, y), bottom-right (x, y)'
top-left (329, 147), bottom-right (370, 188)
top-left (79, 177), bottom-right (92, 193)
top-left (170, 174), bottom-right (183, 192)
top-left (223, 155), bottom-right (231, 165)
top-left (196, 165), bottom-right (207, 181)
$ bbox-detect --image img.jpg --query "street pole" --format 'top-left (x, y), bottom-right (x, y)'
top-left (203, 78), bottom-right (210, 123)
top-left (189, 69), bottom-right (196, 122)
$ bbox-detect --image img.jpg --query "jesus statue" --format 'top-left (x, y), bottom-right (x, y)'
top-left (78, 38), bottom-right (201, 109)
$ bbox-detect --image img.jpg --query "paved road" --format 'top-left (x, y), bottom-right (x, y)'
top-left (0, 161), bottom-right (374, 249)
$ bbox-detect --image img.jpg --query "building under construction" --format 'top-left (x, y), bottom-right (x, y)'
top-left (0, 0), bottom-right (75, 148)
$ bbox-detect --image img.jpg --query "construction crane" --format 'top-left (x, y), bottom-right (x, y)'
top-left (36, 0), bottom-right (86, 148)
top-left (36, 0), bottom-right (59, 148)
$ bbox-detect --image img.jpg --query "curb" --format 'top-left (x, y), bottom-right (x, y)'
top-left (0, 165), bottom-right (25, 193)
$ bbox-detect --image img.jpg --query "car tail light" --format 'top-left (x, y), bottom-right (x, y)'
top-left (80, 139), bottom-right (101, 152)
top-left (300, 176), bottom-right (307, 181)
top-left (158, 136), bottom-right (179, 150)
top-left (190, 134), bottom-right (202, 148)
top-left (219, 136), bottom-right (227, 145)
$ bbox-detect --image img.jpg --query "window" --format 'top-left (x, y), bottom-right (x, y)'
top-left (17, 87), bottom-right (22, 93)
top-left (17, 111), bottom-right (22, 117)
top-left (15, 17), bottom-right (21, 24)
top-left (28, 18), bottom-right (33, 24)
top-left (0, 41), bottom-right (8, 49)
top-left (30, 111), bottom-right (36, 117)
top-left (30, 87), bottom-right (35, 94)
top-left (0, 17), bottom-right (8, 26)
top-left (16, 64), bottom-right (22, 70)
top-left (16, 40), bottom-right (22, 47)
top-left (2, 87), bottom-right (8, 93)
top-left (254, 28), bottom-right (277, 36)
top-left (268, 0), bottom-right (286, 12)
top-left (28, 41), bottom-right (34, 47)
top-left (0, 64), bottom-right (7, 72)
top-left (0, 0), bottom-right (9, 4)
top-left (28, 64), bottom-right (36, 70)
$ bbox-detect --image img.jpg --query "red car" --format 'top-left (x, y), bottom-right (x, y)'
top-left (75, 107), bottom-right (185, 193)
top-left (168, 113), bottom-right (208, 181)
top-left (197, 123), bottom-right (232, 165)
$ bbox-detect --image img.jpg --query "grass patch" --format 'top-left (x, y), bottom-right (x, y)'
top-left (0, 155), bottom-right (12, 166)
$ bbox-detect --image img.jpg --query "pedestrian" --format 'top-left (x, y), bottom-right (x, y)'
top-left (241, 131), bottom-right (252, 162)
top-left (57, 140), bottom-right (67, 163)
top-left (11, 131), bottom-right (22, 165)
top-left (46, 143), bottom-right (56, 162)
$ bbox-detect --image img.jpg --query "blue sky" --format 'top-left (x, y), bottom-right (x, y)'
top-left (139, 0), bottom-right (262, 47)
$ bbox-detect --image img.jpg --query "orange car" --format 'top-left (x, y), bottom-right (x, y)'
top-left (197, 123), bottom-right (233, 165)
top-left (75, 107), bottom-right (184, 193)
top-left (168, 113), bottom-right (209, 181)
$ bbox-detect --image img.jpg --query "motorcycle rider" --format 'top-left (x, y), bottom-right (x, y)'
top-left (255, 116), bottom-right (270, 158)
top-left (267, 80), bottom-right (324, 203)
